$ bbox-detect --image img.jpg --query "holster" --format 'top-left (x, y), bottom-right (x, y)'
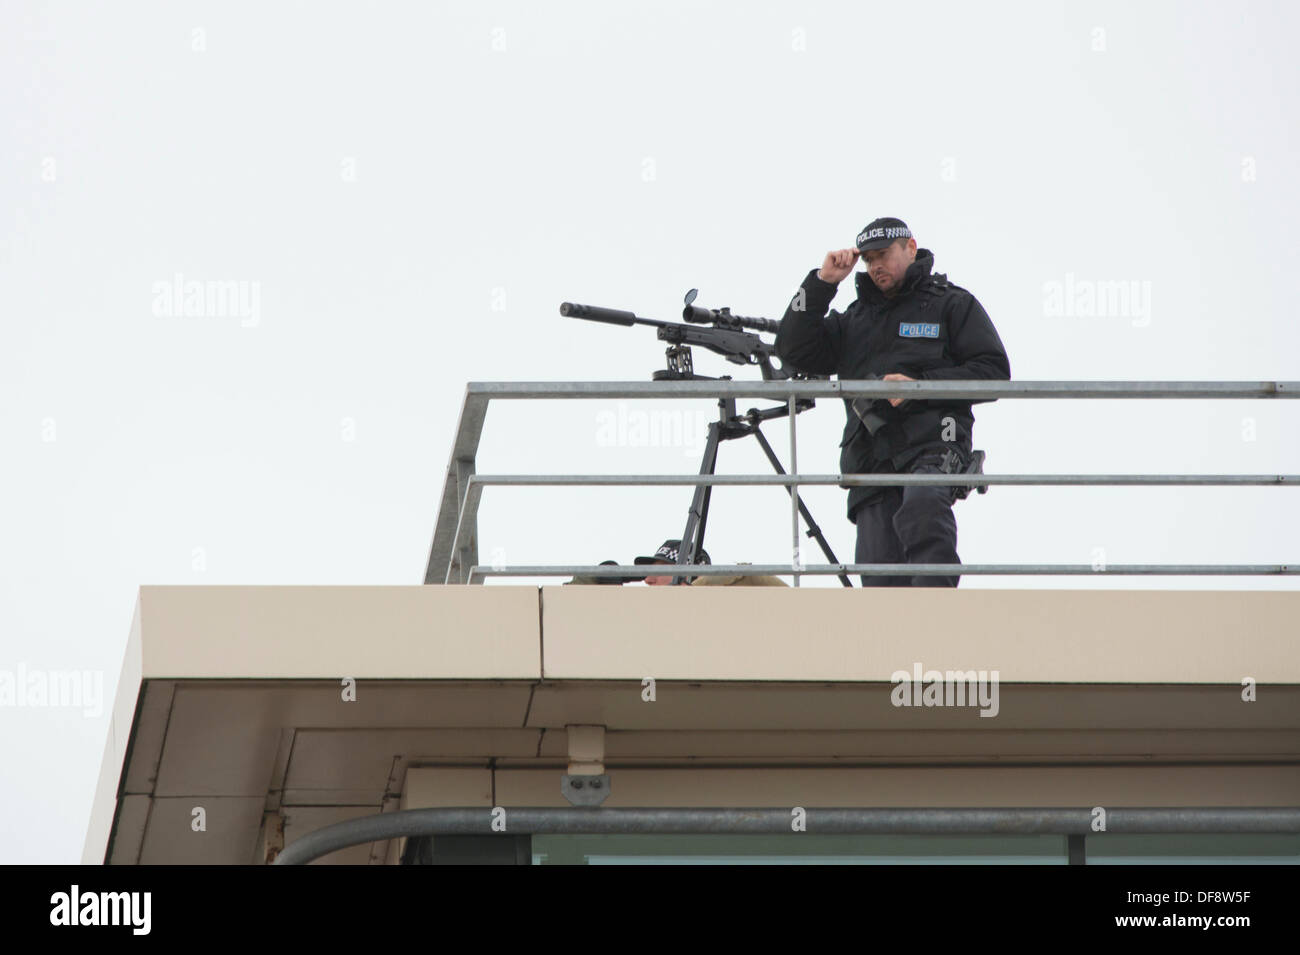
top-left (939, 447), bottom-right (988, 500)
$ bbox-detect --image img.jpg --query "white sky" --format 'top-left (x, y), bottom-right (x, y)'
top-left (2, 1), bottom-right (1297, 863)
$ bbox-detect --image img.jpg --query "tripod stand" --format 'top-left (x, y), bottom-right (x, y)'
top-left (661, 347), bottom-right (853, 588)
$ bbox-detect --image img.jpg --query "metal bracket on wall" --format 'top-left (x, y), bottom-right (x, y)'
top-left (561, 773), bottom-right (611, 807)
top-left (563, 724), bottom-right (609, 806)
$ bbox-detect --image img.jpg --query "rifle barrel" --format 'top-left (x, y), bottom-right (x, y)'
top-left (560, 302), bottom-right (666, 327)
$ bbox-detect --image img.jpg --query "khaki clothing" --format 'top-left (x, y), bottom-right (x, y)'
top-left (690, 574), bottom-right (788, 587)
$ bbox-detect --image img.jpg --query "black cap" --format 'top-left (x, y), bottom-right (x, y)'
top-left (594, 559), bottom-right (632, 585)
top-left (634, 539), bottom-right (711, 566)
top-left (855, 217), bottom-right (913, 252)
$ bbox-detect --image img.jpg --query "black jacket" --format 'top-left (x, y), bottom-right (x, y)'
top-left (773, 248), bottom-right (1010, 519)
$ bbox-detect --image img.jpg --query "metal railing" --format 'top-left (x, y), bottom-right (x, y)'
top-left (273, 805), bottom-right (1300, 864)
top-left (424, 380), bottom-right (1299, 586)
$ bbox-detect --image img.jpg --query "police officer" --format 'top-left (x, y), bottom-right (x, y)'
top-left (635, 539), bottom-right (790, 586)
top-left (635, 539), bottom-right (711, 585)
top-left (774, 218), bottom-right (1010, 587)
top-left (562, 560), bottom-right (635, 586)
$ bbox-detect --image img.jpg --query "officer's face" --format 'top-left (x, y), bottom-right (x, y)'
top-left (861, 238), bottom-right (917, 294)
top-left (644, 563), bottom-right (686, 585)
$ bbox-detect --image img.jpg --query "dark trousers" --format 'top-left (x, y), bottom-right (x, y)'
top-left (853, 448), bottom-right (962, 587)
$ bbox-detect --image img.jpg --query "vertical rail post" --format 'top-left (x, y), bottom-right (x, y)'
top-left (788, 396), bottom-right (800, 588)
top-left (453, 457), bottom-right (478, 584)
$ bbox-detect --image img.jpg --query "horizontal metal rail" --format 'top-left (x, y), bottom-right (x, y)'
top-left (468, 563), bottom-right (1298, 583)
top-left (469, 473), bottom-right (1300, 487)
top-left (273, 806), bottom-right (1300, 865)
top-left (425, 380), bottom-right (1300, 585)
top-left (457, 380), bottom-right (1298, 399)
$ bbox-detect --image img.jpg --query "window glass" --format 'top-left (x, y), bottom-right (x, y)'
top-left (532, 834), bottom-right (1068, 865)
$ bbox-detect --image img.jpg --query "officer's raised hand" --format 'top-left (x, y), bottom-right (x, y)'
top-left (882, 372), bottom-right (916, 407)
top-left (817, 248), bottom-right (860, 285)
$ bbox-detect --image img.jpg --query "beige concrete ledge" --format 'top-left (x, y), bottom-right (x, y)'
top-left (137, 585), bottom-right (542, 680)
top-left (129, 585), bottom-right (1300, 684)
top-left (541, 587), bottom-right (1300, 683)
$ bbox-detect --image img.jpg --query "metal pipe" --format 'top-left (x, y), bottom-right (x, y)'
top-left (466, 474), bottom-right (1299, 487)
top-left (471, 562), bottom-right (1298, 579)
top-left (443, 491), bottom-right (472, 585)
top-left (463, 380), bottom-right (1299, 400)
top-left (273, 805), bottom-right (1300, 865)
top-left (788, 395), bottom-right (800, 588)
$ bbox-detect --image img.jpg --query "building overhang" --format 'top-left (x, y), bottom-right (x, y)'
top-left (87, 585), bottom-right (1300, 864)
